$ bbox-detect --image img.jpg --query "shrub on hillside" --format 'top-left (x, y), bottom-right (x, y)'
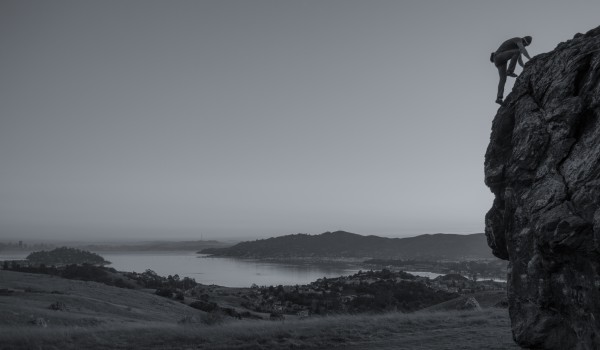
top-left (155, 288), bottom-right (174, 298)
top-left (189, 300), bottom-right (219, 313)
top-left (125, 269), bottom-right (197, 290)
top-left (49, 301), bottom-right (67, 311)
top-left (61, 264), bottom-right (112, 283)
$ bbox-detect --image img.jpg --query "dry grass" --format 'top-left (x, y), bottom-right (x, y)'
top-left (0, 270), bottom-right (518, 350)
top-left (0, 309), bottom-right (518, 350)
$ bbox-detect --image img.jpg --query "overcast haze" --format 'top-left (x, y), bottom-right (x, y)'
top-left (2, 1), bottom-right (599, 241)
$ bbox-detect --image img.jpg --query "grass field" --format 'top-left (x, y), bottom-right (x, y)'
top-left (0, 271), bottom-right (518, 350)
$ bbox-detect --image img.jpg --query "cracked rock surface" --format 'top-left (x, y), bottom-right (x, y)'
top-left (485, 26), bottom-right (600, 349)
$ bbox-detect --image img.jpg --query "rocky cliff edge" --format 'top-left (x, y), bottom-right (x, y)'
top-left (485, 26), bottom-right (600, 349)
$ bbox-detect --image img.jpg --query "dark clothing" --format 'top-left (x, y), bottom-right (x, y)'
top-left (496, 37), bottom-right (523, 53)
top-left (493, 38), bottom-right (530, 100)
top-left (494, 49), bottom-right (521, 99)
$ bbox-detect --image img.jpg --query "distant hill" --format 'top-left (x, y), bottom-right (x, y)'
top-left (199, 231), bottom-right (494, 260)
top-left (26, 247), bottom-right (110, 265)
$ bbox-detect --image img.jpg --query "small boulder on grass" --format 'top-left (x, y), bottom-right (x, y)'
top-left (30, 317), bottom-right (48, 327)
top-left (460, 297), bottom-right (482, 311)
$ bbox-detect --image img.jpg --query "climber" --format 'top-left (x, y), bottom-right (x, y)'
top-left (491, 36), bottom-right (532, 104)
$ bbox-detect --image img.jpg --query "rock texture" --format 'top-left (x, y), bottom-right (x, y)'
top-left (485, 26), bottom-right (600, 349)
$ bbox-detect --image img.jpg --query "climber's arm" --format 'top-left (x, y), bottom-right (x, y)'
top-left (517, 41), bottom-right (532, 60)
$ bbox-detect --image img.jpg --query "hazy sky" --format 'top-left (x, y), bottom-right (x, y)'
top-left (2, 1), bottom-right (599, 240)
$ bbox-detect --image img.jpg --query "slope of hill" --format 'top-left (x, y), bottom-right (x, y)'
top-left (0, 270), bottom-right (517, 350)
top-left (200, 231), bottom-right (494, 260)
top-left (0, 270), bottom-right (203, 327)
top-left (421, 291), bottom-right (507, 312)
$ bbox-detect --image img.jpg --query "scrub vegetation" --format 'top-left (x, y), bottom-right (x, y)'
top-left (0, 309), bottom-right (518, 350)
top-left (26, 247), bottom-right (110, 266)
top-left (0, 270), bottom-right (517, 350)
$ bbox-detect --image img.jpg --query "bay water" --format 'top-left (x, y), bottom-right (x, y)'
top-left (63, 251), bottom-right (363, 287)
top-left (0, 251), bottom-right (505, 286)
top-left (105, 252), bottom-right (365, 287)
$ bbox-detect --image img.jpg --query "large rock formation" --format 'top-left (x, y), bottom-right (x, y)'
top-left (485, 26), bottom-right (600, 349)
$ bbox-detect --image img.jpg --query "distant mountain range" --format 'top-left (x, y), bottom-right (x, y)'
top-left (199, 231), bottom-right (494, 260)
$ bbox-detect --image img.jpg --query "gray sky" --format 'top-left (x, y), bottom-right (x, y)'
top-left (2, 1), bottom-right (599, 241)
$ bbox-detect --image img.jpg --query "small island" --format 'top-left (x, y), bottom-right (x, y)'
top-left (26, 247), bottom-right (110, 266)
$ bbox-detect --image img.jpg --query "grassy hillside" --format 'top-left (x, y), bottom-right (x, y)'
top-left (0, 270), bottom-right (517, 350)
top-left (200, 231), bottom-right (494, 260)
top-left (0, 270), bottom-right (203, 326)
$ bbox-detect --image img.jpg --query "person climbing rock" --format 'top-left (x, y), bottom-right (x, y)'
top-left (491, 36), bottom-right (532, 104)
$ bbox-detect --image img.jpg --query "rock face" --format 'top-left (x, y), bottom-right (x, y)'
top-left (485, 26), bottom-right (600, 349)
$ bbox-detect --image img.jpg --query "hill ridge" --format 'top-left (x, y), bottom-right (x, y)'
top-left (200, 231), bottom-right (493, 260)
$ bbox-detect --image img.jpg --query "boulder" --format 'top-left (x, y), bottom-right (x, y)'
top-left (459, 297), bottom-right (482, 311)
top-left (30, 317), bottom-right (48, 327)
top-left (485, 26), bottom-right (600, 349)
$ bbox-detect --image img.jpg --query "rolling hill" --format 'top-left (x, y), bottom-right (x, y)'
top-left (0, 270), bottom-right (516, 350)
top-left (200, 231), bottom-right (494, 260)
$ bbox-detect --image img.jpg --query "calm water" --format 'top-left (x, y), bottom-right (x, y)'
top-left (0, 251), bottom-right (505, 285)
top-left (101, 252), bottom-right (362, 287)
top-left (1, 251), bottom-right (361, 287)
top-left (404, 271), bottom-right (444, 279)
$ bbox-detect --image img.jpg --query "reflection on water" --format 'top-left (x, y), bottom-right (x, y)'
top-left (404, 271), bottom-right (444, 279)
top-left (404, 270), bottom-right (506, 282)
top-left (2, 251), bottom-right (503, 286)
top-left (0, 253), bottom-right (30, 261)
top-left (101, 252), bottom-right (361, 287)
